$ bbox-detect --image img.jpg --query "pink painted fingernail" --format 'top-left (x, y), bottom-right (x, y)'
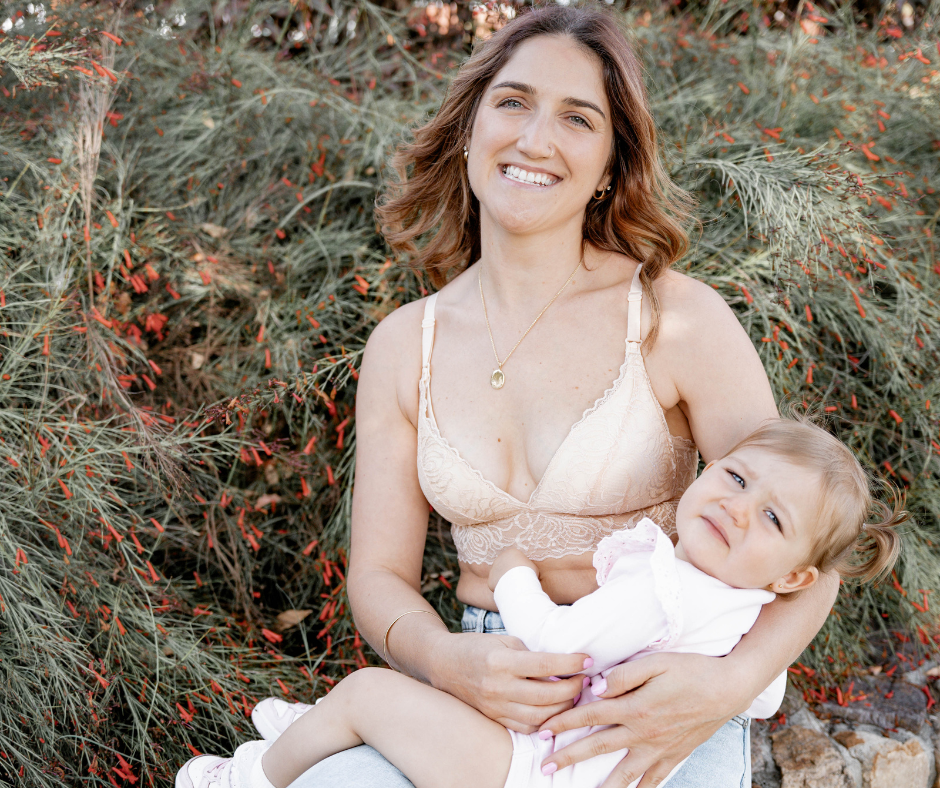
top-left (593, 678), bottom-right (607, 696)
top-left (582, 676), bottom-right (590, 688)
top-left (541, 763), bottom-right (558, 776)
top-left (583, 657), bottom-right (594, 670)
top-left (539, 730), bottom-right (553, 740)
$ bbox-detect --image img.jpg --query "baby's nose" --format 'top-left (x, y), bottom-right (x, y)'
top-left (723, 496), bottom-right (749, 527)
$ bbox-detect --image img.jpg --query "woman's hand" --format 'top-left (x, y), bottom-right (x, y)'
top-left (429, 630), bottom-right (591, 733)
top-left (538, 652), bottom-right (747, 788)
top-left (487, 546), bottom-right (539, 591)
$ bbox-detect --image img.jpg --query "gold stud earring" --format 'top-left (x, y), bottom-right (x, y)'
top-left (463, 145), bottom-right (468, 160)
top-left (593, 185), bottom-right (612, 200)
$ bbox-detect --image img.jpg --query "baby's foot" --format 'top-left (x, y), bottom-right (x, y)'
top-left (176, 740), bottom-right (271, 788)
top-left (251, 697), bottom-right (315, 741)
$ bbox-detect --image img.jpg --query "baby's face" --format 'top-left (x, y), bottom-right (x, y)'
top-left (674, 447), bottom-right (821, 592)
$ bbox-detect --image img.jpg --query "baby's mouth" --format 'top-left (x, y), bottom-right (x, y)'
top-left (703, 516), bottom-right (729, 547)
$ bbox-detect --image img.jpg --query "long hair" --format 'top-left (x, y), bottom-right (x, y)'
top-left (375, 5), bottom-right (694, 347)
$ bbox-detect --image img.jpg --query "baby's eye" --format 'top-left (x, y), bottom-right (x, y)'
top-left (727, 470), bottom-right (745, 488)
top-left (765, 510), bottom-right (782, 531)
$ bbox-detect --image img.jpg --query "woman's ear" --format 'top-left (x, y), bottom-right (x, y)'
top-left (768, 566), bottom-right (819, 595)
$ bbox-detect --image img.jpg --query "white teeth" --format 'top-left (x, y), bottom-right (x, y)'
top-left (503, 165), bottom-right (556, 186)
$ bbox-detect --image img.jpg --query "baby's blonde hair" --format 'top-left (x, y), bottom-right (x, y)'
top-left (727, 418), bottom-right (905, 583)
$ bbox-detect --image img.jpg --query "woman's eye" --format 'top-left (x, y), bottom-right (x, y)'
top-left (568, 114), bottom-right (590, 128)
top-left (766, 510), bottom-right (782, 531)
top-left (498, 98), bottom-right (524, 109)
top-left (727, 470), bottom-right (745, 488)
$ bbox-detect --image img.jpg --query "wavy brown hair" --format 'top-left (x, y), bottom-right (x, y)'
top-left (375, 4), bottom-right (694, 346)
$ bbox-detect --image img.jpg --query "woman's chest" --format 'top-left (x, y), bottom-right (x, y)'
top-left (428, 311), bottom-right (632, 502)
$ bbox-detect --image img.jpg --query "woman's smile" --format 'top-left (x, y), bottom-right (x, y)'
top-left (499, 163), bottom-right (561, 188)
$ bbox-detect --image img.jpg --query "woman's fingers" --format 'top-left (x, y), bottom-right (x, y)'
top-left (511, 674), bottom-right (583, 706)
top-left (600, 752), bottom-right (680, 788)
top-left (632, 758), bottom-right (682, 788)
top-left (540, 693), bottom-right (632, 736)
top-left (543, 725), bottom-right (635, 774)
top-left (598, 654), bottom-right (668, 697)
top-left (512, 648), bottom-right (593, 680)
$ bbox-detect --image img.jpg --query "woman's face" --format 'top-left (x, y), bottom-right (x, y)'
top-left (467, 35), bottom-right (614, 238)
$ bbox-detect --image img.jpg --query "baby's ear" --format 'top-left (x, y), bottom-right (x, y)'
top-left (769, 566), bottom-right (819, 595)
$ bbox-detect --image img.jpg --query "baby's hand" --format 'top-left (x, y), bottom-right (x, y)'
top-left (488, 546), bottom-right (538, 591)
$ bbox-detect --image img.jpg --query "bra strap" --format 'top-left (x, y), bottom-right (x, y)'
top-left (421, 292), bottom-right (439, 372)
top-left (627, 264), bottom-right (643, 343)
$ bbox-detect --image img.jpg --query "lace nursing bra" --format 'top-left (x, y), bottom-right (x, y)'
top-left (416, 265), bottom-right (698, 565)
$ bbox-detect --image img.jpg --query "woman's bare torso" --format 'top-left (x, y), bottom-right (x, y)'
top-left (399, 254), bottom-right (694, 609)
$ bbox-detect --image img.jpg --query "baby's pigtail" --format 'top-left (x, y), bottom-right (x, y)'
top-left (838, 484), bottom-right (906, 583)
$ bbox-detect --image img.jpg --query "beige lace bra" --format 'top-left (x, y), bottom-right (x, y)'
top-left (416, 264), bottom-right (698, 565)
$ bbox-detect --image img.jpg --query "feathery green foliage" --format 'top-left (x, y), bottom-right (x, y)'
top-left (0, 0), bottom-right (938, 783)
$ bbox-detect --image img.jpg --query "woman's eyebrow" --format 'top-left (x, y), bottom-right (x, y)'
top-left (490, 81), bottom-right (607, 120)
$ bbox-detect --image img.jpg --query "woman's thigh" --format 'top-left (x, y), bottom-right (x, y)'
top-left (665, 716), bottom-right (751, 788)
top-left (286, 607), bottom-right (750, 788)
top-left (284, 716), bottom-right (750, 788)
top-left (286, 745), bottom-right (413, 788)
top-left (286, 606), bottom-right (503, 788)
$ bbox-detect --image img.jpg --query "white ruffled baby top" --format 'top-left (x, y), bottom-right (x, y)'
top-left (495, 517), bottom-right (787, 719)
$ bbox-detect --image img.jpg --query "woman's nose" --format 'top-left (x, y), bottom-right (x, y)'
top-left (516, 112), bottom-right (555, 160)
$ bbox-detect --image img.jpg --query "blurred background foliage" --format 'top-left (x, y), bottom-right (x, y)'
top-left (1, 0), bottom-right (939, 784)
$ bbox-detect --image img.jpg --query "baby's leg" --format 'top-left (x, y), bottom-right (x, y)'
top-left (262, 667), bottom-right (514, 788)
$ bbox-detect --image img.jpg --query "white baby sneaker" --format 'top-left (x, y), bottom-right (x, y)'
top-left (250, 697), bottom-right (315, 741)
top-left (176, 740), bottom-right (271, 788)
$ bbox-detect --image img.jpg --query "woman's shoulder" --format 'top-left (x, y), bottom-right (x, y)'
top-left (366, 297), bottom-right (426, 349)
top-left (653, 269), bottom-right (737, 320)
top-left (359, 298), bottom-right (427, 421)
top-left (649, 268), bottom-right (749, 349)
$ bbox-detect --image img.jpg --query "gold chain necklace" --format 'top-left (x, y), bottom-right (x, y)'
top-left (478, 260), bottom-right (582, 390)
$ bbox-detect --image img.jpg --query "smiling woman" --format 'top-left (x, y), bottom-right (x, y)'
top-left (260, 5), bottom-right (840, 788)
top-left (377, 9), bottom-right (693, 353)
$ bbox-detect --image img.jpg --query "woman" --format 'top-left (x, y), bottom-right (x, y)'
top-left (284, 7), bottom-right (837, 787)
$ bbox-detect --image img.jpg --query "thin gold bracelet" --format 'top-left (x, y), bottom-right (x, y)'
top-left (382, 609), bottom-right (441, 666)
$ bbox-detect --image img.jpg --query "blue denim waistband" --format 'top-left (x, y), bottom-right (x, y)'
top-left (461, 604), bottom-right (506, 634)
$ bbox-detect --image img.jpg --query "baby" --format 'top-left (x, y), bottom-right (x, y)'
top-left (177, 418), bottom-right (904, 788)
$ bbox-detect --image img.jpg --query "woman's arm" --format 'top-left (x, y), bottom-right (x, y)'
top-left (347, 306), bottom-right (587, 732)
top-left (645, 272), bottom-right (779, 460)
top-left (347, 306), bottom-right (447, 679)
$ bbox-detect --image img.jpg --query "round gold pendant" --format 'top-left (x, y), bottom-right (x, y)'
top-left (490, 369), bottom-right (505, 389)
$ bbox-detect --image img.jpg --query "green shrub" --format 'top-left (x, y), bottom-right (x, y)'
top-left (0, 0), bottom-right (937, 784)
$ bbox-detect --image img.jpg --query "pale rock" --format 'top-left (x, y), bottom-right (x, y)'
top-left (751, 720), bottom-right (781, 788)
top-left (833, 741), bottom-right (864, 788)
top-left (789, 707), bottom-right (827, 734)
top-left (833, 728), bottom-right (929, 788)
top-left (887, 728), bottom-right (935, 788)
top-left (903, 669), bottom-right (928, 688)
top-left (933, 716), bottom-right (940, 788)
top-left (772, 725), bottom-right (851, 788)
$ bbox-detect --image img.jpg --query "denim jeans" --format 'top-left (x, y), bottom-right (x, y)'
top-left (286, 606), bottom-right (751, 788)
